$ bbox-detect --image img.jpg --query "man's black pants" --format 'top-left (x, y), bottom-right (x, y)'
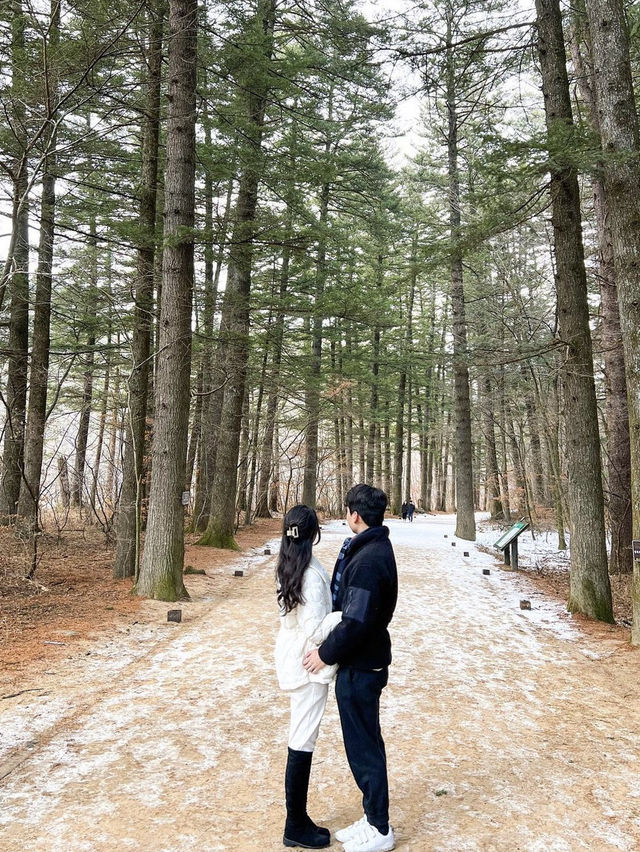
top-left (335, 666), bottom-right (389, 827)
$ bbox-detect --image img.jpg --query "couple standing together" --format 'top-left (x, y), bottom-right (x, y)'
top-left (275, 484), bottom-right (398, 852)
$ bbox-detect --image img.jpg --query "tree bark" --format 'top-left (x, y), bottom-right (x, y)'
top-left (191, 153), bottom-right (236, 530)
top-left (199, 0), bottom-right (276, 548)
top-left (366, 251), bottom-right (384, 484)
top-left (446, 19), bottom-right (475, 540)
top-left (482, 374), bottom-right (503, 519)
top-left (255, 227), bottom-right (290, 517)
top-left (0, 0), bottom-right (30, 521)
top-left (571, 1), bottom-right (632, 574)
top-left (535, 0), bottom-right (613, 621)
top-left (583, 0), bottom-right (640, 634)
top-left (136, 0), bottom-right (197, 599)
top-left (16, 0), bottom-right (60, 532)
top-left (72, 189), bottom-right (98, 511)
top-left (114, 0), bottom-right (163, 578)
top-left (302, 177), bottom-right (331, 507)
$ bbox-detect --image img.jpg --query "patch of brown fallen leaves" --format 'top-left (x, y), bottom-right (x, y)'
top-left (0, 516), bottom-right (283, 678)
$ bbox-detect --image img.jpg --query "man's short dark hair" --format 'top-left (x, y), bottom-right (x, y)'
top-left (345, 483), bottom-right (387, 527)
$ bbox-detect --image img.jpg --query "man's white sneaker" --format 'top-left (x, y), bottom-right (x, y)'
top-left (343, 821), bottom-right (395, 852)
top-left (335, 815), bottom-right (369, 843)
top-left (335, 815), bottom-right (368, 843)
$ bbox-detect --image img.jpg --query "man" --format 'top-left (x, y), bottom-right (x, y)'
top-left (303, 484), bottom-right (398, 852)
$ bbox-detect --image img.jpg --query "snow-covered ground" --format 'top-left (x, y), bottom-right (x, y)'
top-left (1, 513), bottom-right (639, 851)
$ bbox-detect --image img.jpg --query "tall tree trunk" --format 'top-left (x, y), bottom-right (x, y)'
top-left (16, 0), bottom-right (60, 531)
top-left (418, 288), bottom-right (436, 511)
top-left (191, 150), bottom-right (236, 530)
top-left (199, 0), bottom-right (276, 548)
top-left (571, 2), bottom-right (632, 574)
top-left (344, 331), bottom-right (355, 491)
top-left (521, 367), bottom-right (546, 512)
top-left (358, 414), bottom-right (366, 483)
top-left (547, 372), bottom-right (568, 549)
top-left (72, 172), bottom-right (98, 512)
top-left (497, 367), bottom-right (511, 523)
top-left (72, 352), bottom-right (95, 511)
top-left (405, 376), bottom-right (413, 500)
top-left (269, 416), bottom-right (280, 513)
top-left (392, 373), bottom-right (406, 514)
top-left (330, 335), bottom-right (344, 509)
top-left (583, 0), bottom-right (640, 635)
top-left (599, 257), bottom-right (632, 573)
top-left (90, 351), bottom-right (111, 524)
top-left (366, 251), bottom-right (384, 484)
top-left (114, 0), bottom-right (163, 578)
top-left (89, 266), bottom-right (113, 524)
top-left (302, 178), bottom-right (331, 507)
top-left (508, 413), bottom-right (528, 518)
top-left (185, 362), bottom-right (203, 496)
top-left (535, 0), bottom-right (613, 621)
top-left (255, 223), bottom-right (290, 518)
top-left (482, 374), bottom-right (503, 520)
top-left (383, 402), bottom-right (391, 499)
top-left (392, 247), bottom-right (417, 513)
top-left (136, 0), bottom-right (197, 599)
top-left (0, 0), bottom-right (29, 522)
top-left (105, 364), bottom-right (120, 513)
top-left (245, 345), bottom-right (267, 525)
top-left (446, 19), bottom-right (475, 541)
top-left (58, 456), bottom-right (70, 509)
top-left (236, 385), bottom-right (251, 514)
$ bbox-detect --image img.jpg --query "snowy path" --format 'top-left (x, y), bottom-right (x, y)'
top-left (1, 515), bottom-right (640, 851)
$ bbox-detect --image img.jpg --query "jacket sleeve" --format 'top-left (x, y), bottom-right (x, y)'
top-left (318, 561), bottom-right (381, 665)
top-left (297, 569), bottom-right (331, 644)
top-left (310, 610), bottom-right (342, 645)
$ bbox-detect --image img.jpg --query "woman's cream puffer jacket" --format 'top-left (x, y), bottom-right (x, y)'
top-left (275, 556), bottom-right (342, 690)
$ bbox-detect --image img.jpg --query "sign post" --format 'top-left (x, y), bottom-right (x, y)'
top-left (494, 520), bottom-right (530, 570)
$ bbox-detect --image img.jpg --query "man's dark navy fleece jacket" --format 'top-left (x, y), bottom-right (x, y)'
top-left (318, 525), bottom-right (398, 670)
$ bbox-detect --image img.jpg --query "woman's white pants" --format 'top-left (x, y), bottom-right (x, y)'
top-left (288, 681), bottom-right (329, 752)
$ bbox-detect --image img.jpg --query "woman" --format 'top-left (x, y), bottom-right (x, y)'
top-left (275, 504), bottom-right (341, 849)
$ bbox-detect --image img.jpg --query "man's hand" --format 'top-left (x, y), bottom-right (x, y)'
top-left (303, 648), bottom-right (326, 674)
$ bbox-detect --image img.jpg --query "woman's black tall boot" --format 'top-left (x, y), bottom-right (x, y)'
top-left (283, 748), bottom-right (330, 848)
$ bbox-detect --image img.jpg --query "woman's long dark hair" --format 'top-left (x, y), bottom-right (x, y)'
top-left (276, 504), bottom-right (321, 614)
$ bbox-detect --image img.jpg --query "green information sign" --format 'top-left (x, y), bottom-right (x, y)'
top-left (494, 520), bottom-right (529, 551)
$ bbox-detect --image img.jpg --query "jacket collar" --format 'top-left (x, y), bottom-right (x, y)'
top-left (347, 524), bottom-right (389, 558)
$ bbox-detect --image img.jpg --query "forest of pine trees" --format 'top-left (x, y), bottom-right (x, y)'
top-left (1, 0), bottom-right (640, 638)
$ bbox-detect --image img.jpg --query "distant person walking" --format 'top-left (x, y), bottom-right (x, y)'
top-left (406, 500), bottom-right (415, 522)
top-left (400, 501), bottom-right (407, 521)
top-left (304, 484), bottom-right (398, 852)
top-left (275, 505), bottom-right (341, 849)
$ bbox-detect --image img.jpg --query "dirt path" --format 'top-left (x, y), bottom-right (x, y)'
top-left (1, 516), bottom-right (639, 852)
